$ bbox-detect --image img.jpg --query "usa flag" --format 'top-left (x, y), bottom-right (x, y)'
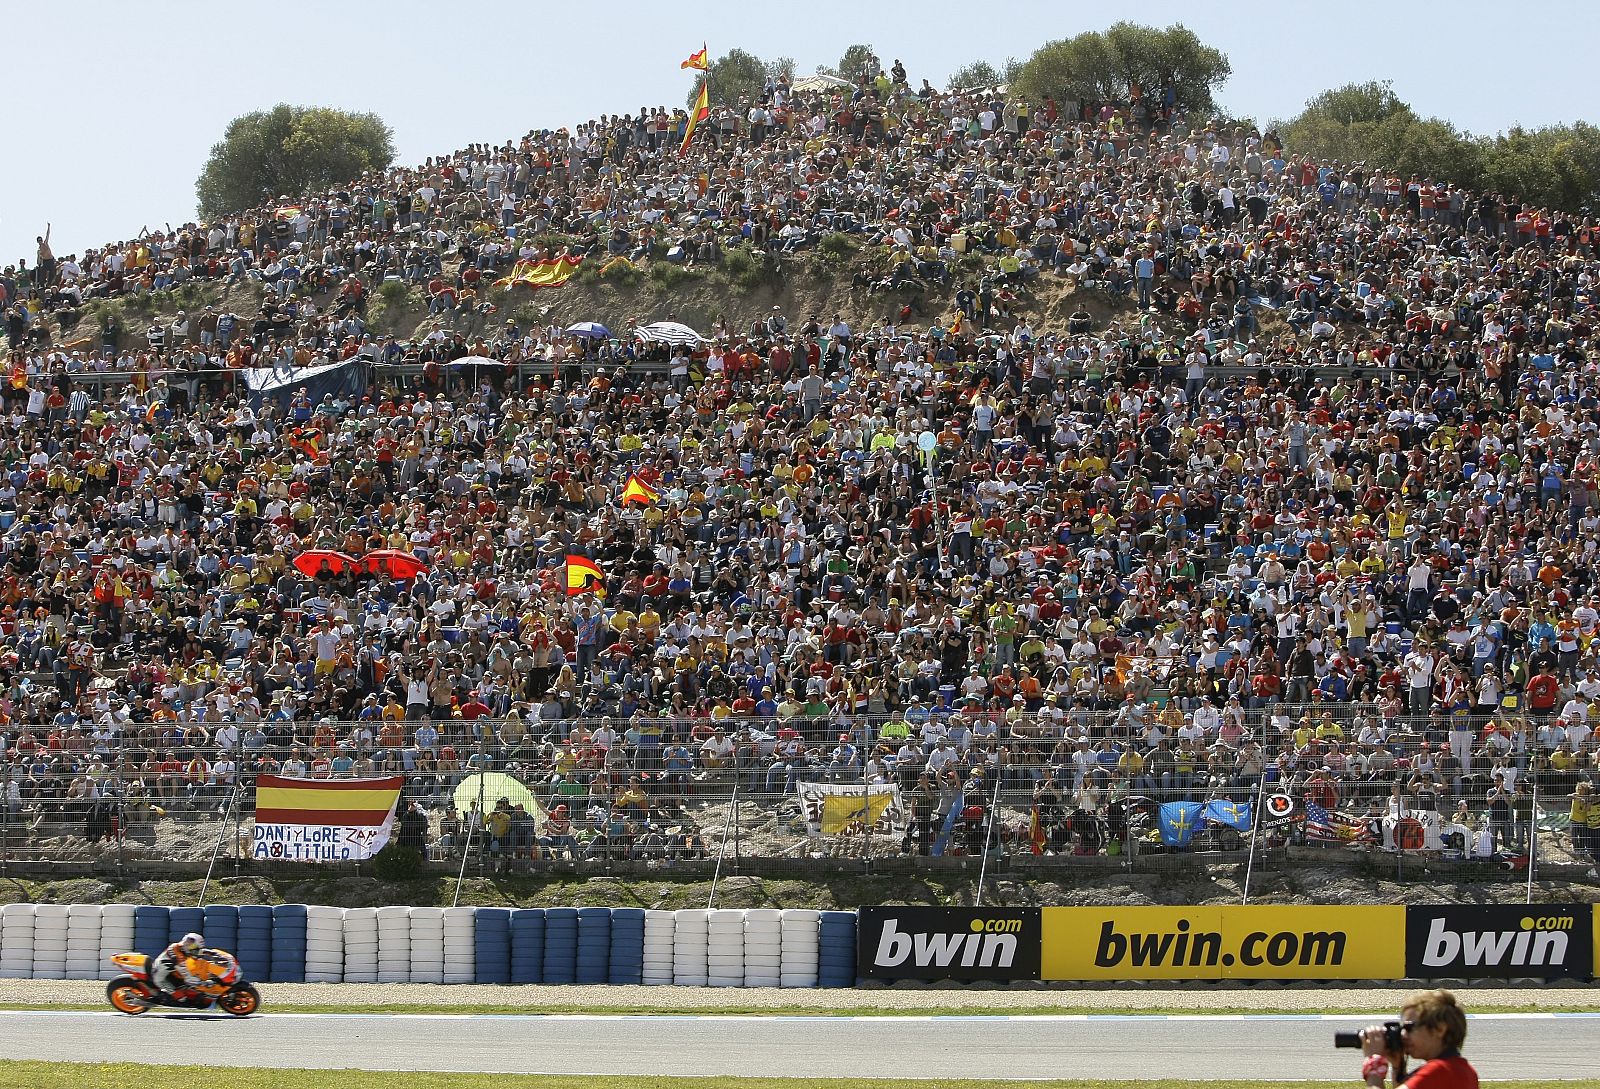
top-left (1305, 800), bottom-right (1363, 842)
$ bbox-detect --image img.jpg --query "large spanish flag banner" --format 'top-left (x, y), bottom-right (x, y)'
top-left (252, 775), bottom-right (404, 862)
top-left (493, 255), bottom-right (583, 289)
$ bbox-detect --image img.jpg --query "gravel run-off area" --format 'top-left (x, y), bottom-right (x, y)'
top-left (5, 979), bottom-right (1595, 1011)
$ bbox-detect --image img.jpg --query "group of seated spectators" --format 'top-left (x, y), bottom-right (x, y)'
top-left (1, 51), bottom-right (1599, 869)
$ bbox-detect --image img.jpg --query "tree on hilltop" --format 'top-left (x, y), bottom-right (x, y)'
top-left (196, 105), bottom-right (394, 217)
top-left (694, 48), bottom-right (794, 108)
top-left (1014, 22), bottom-right (1229, 114)
top-left (1279, 80), bottom-right (1482, 186)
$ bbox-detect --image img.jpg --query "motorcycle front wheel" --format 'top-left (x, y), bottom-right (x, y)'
top-left (216, 982), bottom-right (260, 1017)
top-left (106, 977), bottom-right (153, 1015)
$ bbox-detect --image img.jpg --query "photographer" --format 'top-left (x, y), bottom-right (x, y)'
top-left (1359, 989), bottom-right (1478, 1089)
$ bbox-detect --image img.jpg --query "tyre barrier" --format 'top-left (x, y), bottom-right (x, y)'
top-left (236, 905), bottom-right (273, 983)
top-left (473, 908), bottom-right (511, 985)
top-left (443, 907), bottom-right (476, 985)
top-left (98, 904), bottom-right (136, 982)
top-left (132, 905), bottom-right (169, 961)
top-left (509, 908), bottom-right (545, 984)
top-left (270, 904), bottom-right (308, 983)
top-left (305, 906), bottom-right (345, 984)
top-left (168, 907), bottom-right (206, 950)
top-left (201, 905), bottom-right (238, 968)
top-left (642, 909), bottom-right (675, 986)
top-left (542, 907), bottom-right (578, 985)
top-left (343, 907), bottom-right (379, 984)
top-left (0, 904), bottom-right (847, 986)
top-left (818, 910), bottom-right (858, 988)
top-left (671, 908), bottom-right (710, 987)
top-left (608, 908), bottom-right (645, 986)
top-left (575, 906), bottom-right (611, 985)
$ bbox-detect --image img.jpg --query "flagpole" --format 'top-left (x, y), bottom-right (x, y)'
top-left (974, 767), bottom-right (1004, 907)
top-left (1240, 770), bottom-right (1268, 905)
top-left (861, 773), bottom-right (873, 870)
top-left (1526, 776), bottom-right (1537, 904)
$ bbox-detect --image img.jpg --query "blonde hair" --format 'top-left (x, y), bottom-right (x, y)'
top-left (1404, 989), bottom-right (1467, 1051)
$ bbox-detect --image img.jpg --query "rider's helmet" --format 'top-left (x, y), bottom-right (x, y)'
top-left (179, 932), bottom-right (204, 955)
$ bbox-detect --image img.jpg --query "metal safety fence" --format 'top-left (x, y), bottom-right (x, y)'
top-left (0, 705), bottom-right (1593, 879)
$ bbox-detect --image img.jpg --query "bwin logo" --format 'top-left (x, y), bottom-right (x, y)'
top-left (874, 917), bottom-right (1022, 969)
top-left (1422, 915), bottom-right (1572, 968)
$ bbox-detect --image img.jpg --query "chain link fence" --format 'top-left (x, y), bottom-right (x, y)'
top-left (0, 705), bottom-right (1593, 880)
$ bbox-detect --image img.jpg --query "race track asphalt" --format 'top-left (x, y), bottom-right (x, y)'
top-left (0, 1010), bottom-right (1595, 1080)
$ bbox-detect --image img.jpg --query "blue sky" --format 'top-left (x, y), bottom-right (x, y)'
top-left (3, 0), bottom-right (1594, 266)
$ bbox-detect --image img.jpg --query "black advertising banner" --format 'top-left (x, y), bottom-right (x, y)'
top-left (1405, 904), bottom-right (1594, 980)
top-left (857, 907), bottom-right (1041, 981)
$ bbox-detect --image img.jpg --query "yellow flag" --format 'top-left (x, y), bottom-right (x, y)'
top-left (821, 792), bottom-right (893, 835)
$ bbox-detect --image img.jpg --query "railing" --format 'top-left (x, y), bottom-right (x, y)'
top-left (1, 705), bottom-right (1591, 877)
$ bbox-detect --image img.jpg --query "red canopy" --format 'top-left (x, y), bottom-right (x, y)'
top-left (291, 549), bottom-right (360, 578)
top-left (360, 549), bottom-right (430, 580)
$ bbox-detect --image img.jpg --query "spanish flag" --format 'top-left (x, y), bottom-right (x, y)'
top-left (949, 311), bottom-right (963, 337)
top-left (681, 44), bottom-right (708, 70)
top-left (682, 79), bottom-right (710, 156)
top-left (565, 554), bottom-right (607, 599)
top-left (620, 473), bottom-right (660, 507)
top-left (493, 255), bottom-right (583, 290)
top-left (252, 775), bottom-right (404, 861)
top-left (1030, 803), bottom-right (1047, 855)
top-left (289, 426), bottom-right (322, 458)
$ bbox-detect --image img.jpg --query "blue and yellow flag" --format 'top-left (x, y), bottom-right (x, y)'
top-left (1202, 799), bottom-right (1253, 832)
top-left (1158, 801), bottom-right (1203, 847)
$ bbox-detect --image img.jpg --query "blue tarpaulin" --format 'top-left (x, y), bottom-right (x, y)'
top-left (244, 358), bottom-right (367, 409)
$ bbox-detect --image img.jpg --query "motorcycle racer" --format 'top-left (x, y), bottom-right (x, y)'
top-left (149, 932), bottom-right (206, 999)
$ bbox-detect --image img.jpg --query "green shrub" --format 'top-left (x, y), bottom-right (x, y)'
top-left (600, 260), bottom-right (644, 288)
top-left (370, 843), bottom-right (423, 880)
top-left (377, 279), bottom-right (409, 305)
top-left (649, 261), bottom-right (691, 290)
top-left (818, 232), bottom-right (857, 260)
top-left (721, 245), bottom-right (765, 290)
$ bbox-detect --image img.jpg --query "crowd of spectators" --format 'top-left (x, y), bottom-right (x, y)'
top-left (2, 49), bottom-right (1600, 866)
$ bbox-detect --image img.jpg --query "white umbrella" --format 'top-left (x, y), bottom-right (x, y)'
top-left (792, 73), bottom-right (853, 93)
top-left (635, 321), bottom-right (705, 346)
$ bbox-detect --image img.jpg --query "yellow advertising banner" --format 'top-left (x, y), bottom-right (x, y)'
top-left (1041, 905), bottom-right (1404, 981)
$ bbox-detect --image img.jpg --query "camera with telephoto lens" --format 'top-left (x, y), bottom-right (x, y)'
top-left (1334, 1022), bottom-right (1403, 1051)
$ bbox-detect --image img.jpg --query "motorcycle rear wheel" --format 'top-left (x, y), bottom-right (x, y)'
top-left (106, 977), bottom-right (154, 1015)
top-left (216, 982), bottom-right (260, 1017)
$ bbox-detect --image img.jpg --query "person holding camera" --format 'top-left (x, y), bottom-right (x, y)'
top-left (1357, 989), bottom-right (1478, 1089)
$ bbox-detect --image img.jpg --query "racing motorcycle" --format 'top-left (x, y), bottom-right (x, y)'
top-left (104, 950), bottom-right (261, 1016)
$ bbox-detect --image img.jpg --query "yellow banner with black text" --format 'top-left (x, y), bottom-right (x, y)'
top-left (1041, 905), bottom-right (1404, 981)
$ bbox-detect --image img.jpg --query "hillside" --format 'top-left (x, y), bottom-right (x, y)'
top-left (50, 238), bottom-right (1149, 361)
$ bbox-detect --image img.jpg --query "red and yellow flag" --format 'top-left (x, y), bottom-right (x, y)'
top-left (681, 45), bottom-right (708, 70)
top-left (252, 775), bottom-right (404, 862)
top-left (565, 554), bottom-right (606, 598)
top-left (493, 255), bottom-right (583, 290)
top-left (682, 80), bottom-right (710, 155)
top-left (949, 311), bottom-right (963, 337)
top-left (620, 473), bottom-right (660, 507)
